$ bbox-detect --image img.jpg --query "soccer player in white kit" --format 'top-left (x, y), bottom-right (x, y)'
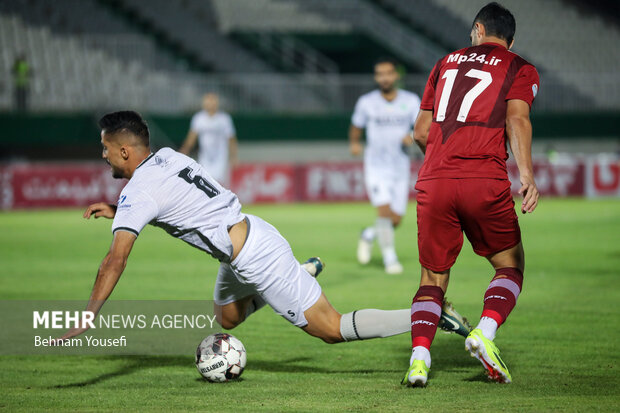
top-left (349, 58), bottom-right (421, 274)
top-left (180, 93), bottom-right (238, 185)
top-left (56, 111), bottom-right (471, 359)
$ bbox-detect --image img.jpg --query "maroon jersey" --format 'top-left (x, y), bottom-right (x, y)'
top-left (417, 42), bottom-right (539, 181)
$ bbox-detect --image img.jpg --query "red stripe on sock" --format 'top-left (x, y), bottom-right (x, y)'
top-left (412, 336), bottom-right (431, 349)
top-left (481, 309), bottom-right (503, 325)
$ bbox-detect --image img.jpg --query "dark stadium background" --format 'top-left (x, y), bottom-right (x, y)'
top-left (0, 0), bottom-right (618, 207)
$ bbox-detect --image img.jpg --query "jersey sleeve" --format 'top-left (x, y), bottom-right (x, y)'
top-left (506, 64), bottom-right (540, 108)
top-left (224, 114), bottom-right (236, 139)
top-left (420, 61), bottom-right (442, 111)
top-left (111, 189), bottom-right (159, 237)
top-left (351, 97), bottom-right (368, 128)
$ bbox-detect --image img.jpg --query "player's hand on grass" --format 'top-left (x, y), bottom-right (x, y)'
top-left (349, 141), bottom-right (363, 157)
top-left (83, 202), bottom-right (117, 219)
top-left (518, 176), bottom-right (539, 214)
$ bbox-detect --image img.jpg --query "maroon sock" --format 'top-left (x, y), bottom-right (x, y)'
top-left (481, 268), bottom-right (523, 326)
top-left (410, 285), bottom-right (445, 349)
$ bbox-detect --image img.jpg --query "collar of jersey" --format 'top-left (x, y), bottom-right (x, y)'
top-left (481, 42), bottom-right (507, 49)
top-left (135, 153), bottom-right (154, 170)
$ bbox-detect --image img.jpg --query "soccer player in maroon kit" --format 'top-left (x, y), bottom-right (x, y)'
top-left (403, 2), bottom-right (540, 386)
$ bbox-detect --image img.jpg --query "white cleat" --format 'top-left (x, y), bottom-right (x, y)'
top-left (384, 261), bottom-right (403, 274)
top-left (357, 238), bottom-right (372, 265)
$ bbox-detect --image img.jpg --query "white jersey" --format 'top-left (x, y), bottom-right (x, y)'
top-left (351, 89), bottom-right (421, 173)
top-left (190, 110), bottom-right (236, 182)
top-left (111, 148), bottom-right (244, 262)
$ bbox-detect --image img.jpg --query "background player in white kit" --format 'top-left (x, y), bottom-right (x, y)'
top-left (349, 58), bottom-right (421, 274)
top-left (56, 111), bottom-right (472, 352)
top-left (180, 93), bottom-right (238, 185)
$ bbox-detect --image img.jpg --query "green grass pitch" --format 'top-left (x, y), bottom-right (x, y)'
top-left (0, 199), bottom-right (619, 412)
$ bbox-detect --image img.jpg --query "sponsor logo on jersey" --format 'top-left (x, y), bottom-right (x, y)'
top-left (532, 84), bottom-right (538, 98)
top-left (117, 195), bottom-right (132, 209)
top-left (374, 114), bottom-right (410, 126)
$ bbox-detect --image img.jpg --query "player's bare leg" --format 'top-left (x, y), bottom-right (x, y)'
top-left (403, 266), bottom-right (449, 386)
top-left (303, 292), bottom-right (426, 344)
top-left (215, 295), bottom-right (265, 330)
top-left (465, 242), bottom-right (525, 383)
top-left (377, 205), bottom-right (403, 273)
top-left (358, 205), bottom-right (403, 274)
top-left (302, 293), bottom-right (344, 343)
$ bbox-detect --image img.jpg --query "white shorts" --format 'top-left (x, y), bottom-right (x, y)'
top-left (364, 167), bottom-right (411, 216)
top-left (213, 214), bottom-right (322, 327)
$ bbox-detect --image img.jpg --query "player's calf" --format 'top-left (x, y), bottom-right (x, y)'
top-left (216, 295), bottom-right (266, 330)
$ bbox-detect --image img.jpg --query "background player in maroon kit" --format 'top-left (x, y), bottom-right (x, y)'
top-left (403, 2), bottom-right (540, 386)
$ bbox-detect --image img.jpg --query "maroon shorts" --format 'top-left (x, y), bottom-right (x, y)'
top-left (415, 178), bottom-right (521, 272)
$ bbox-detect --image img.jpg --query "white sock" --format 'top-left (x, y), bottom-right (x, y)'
top-left (476, 316), bottom-right (498, 341)
top-left (340, 309), bottom-right (410, 341)
top-left (375, 217), bottom-right (397, 266)
top-left (410, 346), bottom-right (431, 367)
top-left (361, 226), bottom-right (375, 242)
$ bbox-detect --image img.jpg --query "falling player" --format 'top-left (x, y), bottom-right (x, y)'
top-left (180, 93), bottom-right (238, 186)
top-left (403, 2), bottom-right (540, 386)
top-left (350, 58), bottom-right (421, 274)
top-left (56, 111), bottom-right (471, 351)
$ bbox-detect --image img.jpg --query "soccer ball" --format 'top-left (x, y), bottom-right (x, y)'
top-left (195, 333), bottom-right (247, 382)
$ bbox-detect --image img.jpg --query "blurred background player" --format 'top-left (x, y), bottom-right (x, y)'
top-left (403, 2), bottom-right (540, 387)
top-left (349, 58), bottom-right (421, 274)
top-left (180, 93), bottom-right (238, 185)
top-left (12, 53), bottom-right (31, 112)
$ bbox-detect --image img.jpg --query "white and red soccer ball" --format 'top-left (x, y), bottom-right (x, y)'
top-left (195, 333), bottom-right (247, 382)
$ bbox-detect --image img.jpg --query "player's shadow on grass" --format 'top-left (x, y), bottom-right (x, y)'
top-left (51, 338), bottom-right (489, 387)
top-left (432, 337), bottom-right (512, 384)
top-left (249, 356), bottom-right (401, 374)
top-left (51, 355), bottom-right (190, 389)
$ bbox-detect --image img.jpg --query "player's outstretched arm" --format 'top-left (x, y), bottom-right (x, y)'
top-left (413, 110), bottom-right (433, 154)
top-left (56, 231), bottom-right (136, 342)
top-left (179, 130), bottom-right (198, 155)
top-left (506, 99), bottom-right (539, 214)
top-left (83, 202), bottom-right (117, 220)
top-left (348, 125), bottom-right (363, 156)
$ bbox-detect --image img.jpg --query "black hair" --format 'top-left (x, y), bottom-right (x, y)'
top-left (472, 2), bottom-right (516, 46)
top-left (98, 110), bottom-right (150, 147)
top-left (374, 56), bottom-right (399, 70)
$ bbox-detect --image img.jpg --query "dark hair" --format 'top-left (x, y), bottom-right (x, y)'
top-left (98, 111), bottom-right (149, 147)
top-left (472, 2), bottom-right (516, 46)
top-left (374, 56), bottom-right (399, 70)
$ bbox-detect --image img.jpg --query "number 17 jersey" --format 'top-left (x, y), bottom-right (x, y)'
top-left (417, 42), bottom-right (539, 182)
top-left (111, 148), bottom-right (244, 262)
